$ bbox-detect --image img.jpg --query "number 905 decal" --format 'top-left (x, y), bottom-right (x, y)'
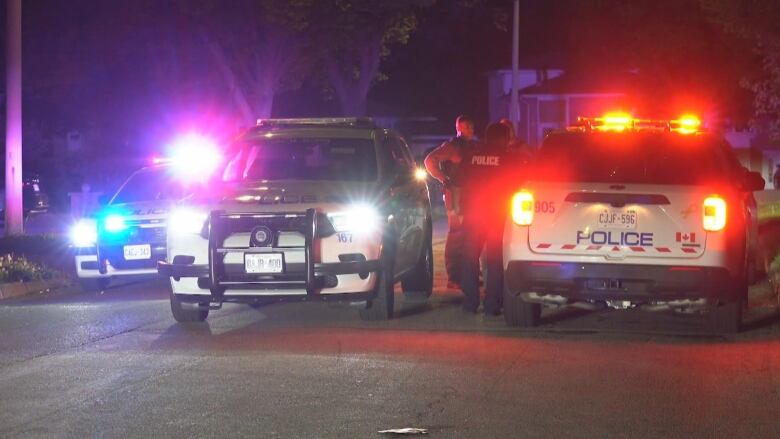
top-left (535, 201), bottom-right (556, 213)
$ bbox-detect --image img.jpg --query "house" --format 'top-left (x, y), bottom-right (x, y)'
top-left (487, 68), bottom-right (637, 146)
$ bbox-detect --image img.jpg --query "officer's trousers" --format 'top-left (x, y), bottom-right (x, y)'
top-left (460, 213), bottom-right (503, 312)
top-left (445, 210), bottom-right (464, 285)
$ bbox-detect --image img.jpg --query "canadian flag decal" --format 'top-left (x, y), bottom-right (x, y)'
top-left (675, 232), bottom-right (696, 243)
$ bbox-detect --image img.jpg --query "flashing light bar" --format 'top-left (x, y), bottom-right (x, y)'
top-left (573, 113), bottom-right (705, 135)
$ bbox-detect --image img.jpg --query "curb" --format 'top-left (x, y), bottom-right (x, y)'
top-left (0, 278), bottom-right (70, 300)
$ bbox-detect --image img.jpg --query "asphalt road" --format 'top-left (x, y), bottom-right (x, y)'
top-left (1, 238), bottom-right (780, 437)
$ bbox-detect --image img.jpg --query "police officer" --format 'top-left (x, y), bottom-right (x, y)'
top-left (458, 122), bottom-right (525, 314)
top-left (424, 115), bottom-right (478, 289)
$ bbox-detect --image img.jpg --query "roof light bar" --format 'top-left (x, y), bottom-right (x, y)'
top-left (573, 113), bottom-right (704, 135)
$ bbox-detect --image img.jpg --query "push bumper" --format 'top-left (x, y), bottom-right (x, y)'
top-left (158, 259), bottom-right (381, 281)
top-left (505, 261), bottom-right (738, 302)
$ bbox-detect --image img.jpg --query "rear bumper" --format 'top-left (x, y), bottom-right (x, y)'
top-left (505, 261), bottom-right (738, 302)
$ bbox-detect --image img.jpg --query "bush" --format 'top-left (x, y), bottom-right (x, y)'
top-left (0, 254), bottom-right (59, 283)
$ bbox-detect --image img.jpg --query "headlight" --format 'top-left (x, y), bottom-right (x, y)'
top-left (103, 214), bottom-right (127, 232)
top-left (169, 207), bottom-right (208, 235)
top-left (328, 205), bottom-right (381, 234)
top-left (70, 219), bottom-right (97, 247)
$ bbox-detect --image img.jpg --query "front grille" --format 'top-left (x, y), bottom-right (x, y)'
top-left (96, 219), bottom-right (167, 271)
top-left (209, 210), bottom-right (317, 292)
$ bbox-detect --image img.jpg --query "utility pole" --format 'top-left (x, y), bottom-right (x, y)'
top-left (509, 0), bottom-right (520, 132)
top-left (5, 0), bottom-right (23, 235)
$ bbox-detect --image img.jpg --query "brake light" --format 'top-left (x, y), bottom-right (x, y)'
top-left (703, 196), bottom-right (726, 231)
top-left (512, 191), bottom-right (534, 225)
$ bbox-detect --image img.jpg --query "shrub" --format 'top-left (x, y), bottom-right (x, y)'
top-left (0, 254), bottom-right (59, 283)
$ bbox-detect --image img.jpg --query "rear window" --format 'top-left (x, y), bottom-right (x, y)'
top-left (222, 137), bottom-right (377, 182)
top-left (534, 133), bottom-right (733, 185)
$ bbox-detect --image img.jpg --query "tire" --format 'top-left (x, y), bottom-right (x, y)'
top-left (504, 288), bottom-right (541, 328)
top-left (79, 278), bottom-right (109, 292)
top-left (709, 276), bottom-right (746, 334)
top-left (360, 248), bottom-right (396, 321)
top-left (708, 299), bottom-right (742, 334)
top-left (402, 227), bottom-right (433, 301)
top-left (170, 290), bottom-right (209, 323)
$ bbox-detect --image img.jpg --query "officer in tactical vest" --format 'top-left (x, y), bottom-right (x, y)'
top-left (458, 122), bottom-right (527, 314)
top-left (424, 115), bottom-right (478, 289)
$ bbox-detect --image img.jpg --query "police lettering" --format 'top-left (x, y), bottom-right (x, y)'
top-left (471, 155), bottom-right (500, 166)
top-left (576, 231), bottom-right (654, 246)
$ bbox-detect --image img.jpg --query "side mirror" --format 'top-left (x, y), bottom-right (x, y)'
top-left (743, 171), bottom-right (765, 192)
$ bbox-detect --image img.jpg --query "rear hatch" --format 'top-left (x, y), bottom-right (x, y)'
top-left (526, 132), bottom-right (735, 260)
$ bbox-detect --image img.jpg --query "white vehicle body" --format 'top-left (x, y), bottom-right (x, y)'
top-left (503, 124), bottom-right (764, 332)
top-left (160, 118), bottom-right (433, 322)
top-left (72, 165), bottom-right (183, 289)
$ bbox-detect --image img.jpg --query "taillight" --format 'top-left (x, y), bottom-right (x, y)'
top-left (703, 196), bottom-right (726, 231)
top-left (512, 191), bottom-right (534, 225)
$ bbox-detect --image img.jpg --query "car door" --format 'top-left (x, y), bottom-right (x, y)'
top-left (384, 133), bottom-right (422, 275)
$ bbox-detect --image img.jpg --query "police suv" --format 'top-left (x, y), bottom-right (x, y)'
top-left (158, 118), bottom-right (433, 322)
top-left (503, 115), bottom-right (765, 333)
top-left (71, 165), bottom-right (185, 291)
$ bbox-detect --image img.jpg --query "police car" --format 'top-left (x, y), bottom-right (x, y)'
top-left (71, 165), bottom-right (186, 291)
top-left (158, 118), bottom-right (433, 322)
top-left (503, 114), bottom-right (765, 333)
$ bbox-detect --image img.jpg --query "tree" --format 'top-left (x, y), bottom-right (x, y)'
top-left (312, 0), bottom-right (432, 116)
top-left (702, 0), bottom-right (780, 139)
top-left (179, 0), bottom-right (315, 122)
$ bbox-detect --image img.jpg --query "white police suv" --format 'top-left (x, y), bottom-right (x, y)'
top-left (503, 114), bottom-right (765, 333)
top-left (71, 165), bottom-right (186, 291)
top-left (158, 118), bottom-right (433, 322)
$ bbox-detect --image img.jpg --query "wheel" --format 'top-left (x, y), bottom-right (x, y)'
top-left (709, 276), bottom-right (745, 334)
top-left (360, 248), bottom-right (396, 321)
top-left (402, 227), bottom-right (433, 300)
top-left (170, 290), bottom-right (209, 323)
top-left (708, 299), bottom-right (742, 334)
top-left (504, 288), bottom-right (541, 328)
top-left (79, 278), bottom-right (109, 292)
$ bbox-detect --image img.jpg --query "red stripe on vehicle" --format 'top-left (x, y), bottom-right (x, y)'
top-left (630, 246), bottom-right (645, 252)
top-left (536, 243), bottom-right (552, 249)
top-left (656, 247), bottom-right (671, 253)
top-left (681, 247), bottom-right (697, 253)
top-left (561, 244), bottom-right (576, 250)
top-left (612, 246), bottom-right (620, 251)
top-left (586, 245), bottom-right (602, 251)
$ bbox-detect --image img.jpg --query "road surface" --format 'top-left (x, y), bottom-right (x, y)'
top-left (1, 234), bottom-right (779, 437)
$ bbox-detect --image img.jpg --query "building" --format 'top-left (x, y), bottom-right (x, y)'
top-left (487, 68), bottom-right (638, 146)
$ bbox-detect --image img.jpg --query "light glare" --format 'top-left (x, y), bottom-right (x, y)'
top-left (70, 219), bottom-right (98, 247)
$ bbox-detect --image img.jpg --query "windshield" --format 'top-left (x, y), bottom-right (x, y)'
top-left (222, 137), bottom-right (378, 182)
top-left (111, 167), bottom-right (186, 204)
top-left (534, 133), bottom-right (733, 185)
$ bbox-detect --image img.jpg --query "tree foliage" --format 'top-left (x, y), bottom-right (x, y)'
top-left (311, 0), bottom-right (433, 116)
top-left (702, 0), bottom-right (780, 139)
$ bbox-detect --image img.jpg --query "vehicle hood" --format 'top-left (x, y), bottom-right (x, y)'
top-left (190, 180), bottom-right (387, 213)
top-left (104, 200), bottom-right (176, 221)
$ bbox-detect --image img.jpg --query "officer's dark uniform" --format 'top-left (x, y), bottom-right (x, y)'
top-left (458, 126), bottom-right (525, 314)
top-left (424, 135), bottom-right (478, 287)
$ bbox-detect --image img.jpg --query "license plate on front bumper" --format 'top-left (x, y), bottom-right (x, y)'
top-left (123, 244), bottom-right (152, 260)
top-left (245, 253), bottom-right (284, 274)
top-left (597, 208), bottom-right (637, 229)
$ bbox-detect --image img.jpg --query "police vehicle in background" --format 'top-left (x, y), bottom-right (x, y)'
top-left (504, 114), bottom-right (765, 333)
top-left (158, 118), bottom-right (433, 323)
top-left (71, 165), bottom-right (186, 291)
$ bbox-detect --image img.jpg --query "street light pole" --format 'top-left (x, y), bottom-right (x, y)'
top-left (5, 0), bottom-right (23, 235)
top-left (509, 0), bottom-right (519, 132)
